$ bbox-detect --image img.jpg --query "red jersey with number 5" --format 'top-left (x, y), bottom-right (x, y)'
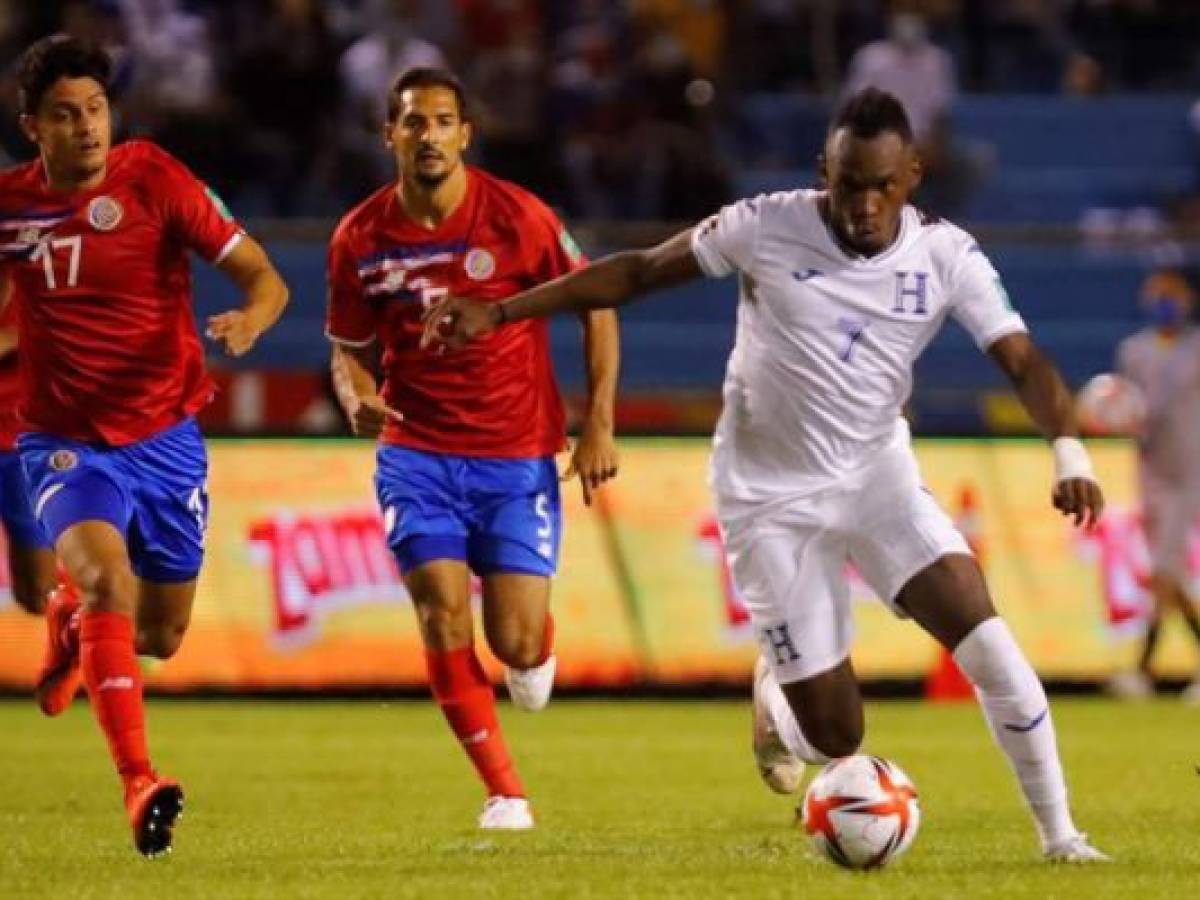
top-left (326, 167), bottom-right (585, 458)
top-left (0, 140), bottom-right (242, 446)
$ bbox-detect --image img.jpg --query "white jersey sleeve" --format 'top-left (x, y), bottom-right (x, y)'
top-left (691, 196), bottom-right (761, 278)
top-left (947, 242), bottom-right (1027, 350)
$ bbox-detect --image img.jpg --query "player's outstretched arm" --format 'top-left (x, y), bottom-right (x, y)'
top-left (206, 236), bottom-right (290, 357)
top-left (420, 228), bottom-right (703, 350)
top-left (330, 342), bottom-right (402, 439)
top-left (988, 332), bottom-right (1104, 527)
top-left (566, 308), bottom-right (620, 505)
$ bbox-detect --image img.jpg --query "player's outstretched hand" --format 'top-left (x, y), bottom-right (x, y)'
top-left (347, 393), bottom-right (403, 439)
top-left (206, 310), bottom-right (261, 357)
top-left (563, 423), bottom-right (620, 506)
top-left (420, 296), bottom-right (501, 351)
top-left (1052, 477), bottom-right (1104, 529)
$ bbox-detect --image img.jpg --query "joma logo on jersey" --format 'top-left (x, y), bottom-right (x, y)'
top-left (892, 270), bottom-right (930, 316)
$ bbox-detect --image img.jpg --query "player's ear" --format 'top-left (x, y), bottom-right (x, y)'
top-left (460, 119), bottom-right (472, 153)
top-left (908, 149), bottom-right (924, 192)
top-left (18, 114), bottom-right (38, 145)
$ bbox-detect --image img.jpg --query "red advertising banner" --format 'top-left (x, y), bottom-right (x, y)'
top-left (0, 438), bottom-right (1192, 690)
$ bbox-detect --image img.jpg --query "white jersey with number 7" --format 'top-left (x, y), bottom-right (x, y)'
top-left (691, 189), bottom-right (1026, 504)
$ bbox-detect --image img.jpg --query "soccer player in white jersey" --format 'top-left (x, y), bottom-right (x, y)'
top-left (422, 88), bottom-right (1107, 862)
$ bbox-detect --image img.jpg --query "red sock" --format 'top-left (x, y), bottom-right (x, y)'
top-left (426, 647), bottom-right (524, 798)
top-left (536, 613), bottom-right (555, 666)
top-left (80, 611), bottom-right (151, 781)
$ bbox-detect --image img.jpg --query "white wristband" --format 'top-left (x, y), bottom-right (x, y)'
top-left (1052, 437), bottom-right (1094, 483)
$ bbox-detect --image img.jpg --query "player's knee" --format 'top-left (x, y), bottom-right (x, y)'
top-left (137, 624), bottom-right (185, 659)
top-left (413, 597), bottom-right (473, 649)
top-left (74, 564), bottom-right (137, 614)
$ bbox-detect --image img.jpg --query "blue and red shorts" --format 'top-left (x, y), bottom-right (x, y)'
top-left (375, 445), bottom-right (561, 577)
top-left (0, 449), bottom-right (50, 549)
top-left (18, 417), bottom-right (209, 583)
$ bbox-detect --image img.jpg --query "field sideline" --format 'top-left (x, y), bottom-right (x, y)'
top-left (2, 698), bottom-right (1196, 898)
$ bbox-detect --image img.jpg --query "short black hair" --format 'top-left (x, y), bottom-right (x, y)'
top-left (16, 34), bottom-right (111, 115)
top-left (830, 88), bottom-right (913, 144)
top-left (387, 67), bottom-right (469, 124)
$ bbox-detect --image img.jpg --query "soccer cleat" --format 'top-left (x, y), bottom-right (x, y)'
top-left (504, 654), bottom-right (556, 712)
top-left (752, 656), bottom-right (804, 794)
top-left (1107, 669), bottom-right (1153, 701)
top-left (125, 774), bottom-right (184, 858)
top-left (478, 796), bottom-right (534, 830)
top-left (1180, 675), bottom-right (1200, 706)
top-left (34, 584), bottom-right (83, 717)
top-left (1044, 833), bottom-right (1111, 863)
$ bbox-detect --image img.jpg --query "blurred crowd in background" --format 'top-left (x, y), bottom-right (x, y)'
top-left (1, 0), bottom-right (1198, 224)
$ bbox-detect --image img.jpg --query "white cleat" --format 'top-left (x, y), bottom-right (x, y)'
top-left (1044, 833), bottom-right (1111, 863)
top-left (1107, 670), bottom-right (1153, 701)
top-left (752, 656), bottom-right (804, 794)
top-left (478, 796), bottom-right (534, 830)
top-left (1180, 675), bottom-right (1200, 706)
top-left (505, 654), bottom-right (556, 712)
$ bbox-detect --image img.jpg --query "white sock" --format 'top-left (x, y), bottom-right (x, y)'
top-left (764, 670), bottom-right (833, 765)
top-left (953, 617), bottom-right (1078, 848)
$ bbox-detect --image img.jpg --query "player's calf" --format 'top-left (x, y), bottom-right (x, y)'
top-left (135, 624), bottom-right (186, 660)
top-left (779, 663), bottom-right (865, 761)
top-left (953, 616), bottom-right (1089, 853)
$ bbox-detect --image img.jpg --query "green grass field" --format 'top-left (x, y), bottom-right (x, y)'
top-left (2, 698), bottom-right (1197, 899)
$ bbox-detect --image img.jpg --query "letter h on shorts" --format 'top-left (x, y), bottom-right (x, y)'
top-left (761, 624), bottom-right (801, 666)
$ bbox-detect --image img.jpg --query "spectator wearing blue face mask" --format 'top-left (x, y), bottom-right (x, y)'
top-left (1112, 268), bottom-right (1200, 703)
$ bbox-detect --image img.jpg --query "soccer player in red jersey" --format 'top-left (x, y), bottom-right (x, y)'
top-left (0, 36), bottom-right (289, 856)
top-left (0, 280), bottom-right (57, 615)
top-left (327, 68), bottom-right (619, 830)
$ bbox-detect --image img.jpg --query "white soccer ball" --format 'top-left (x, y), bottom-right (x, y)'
top-left (800, 755), bottom-right (920, 870)
top-left (1075, 373), bottom-right (1146, 437)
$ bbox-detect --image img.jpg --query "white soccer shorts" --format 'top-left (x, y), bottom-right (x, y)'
top-left (717, 441), bottom-right (971, 683)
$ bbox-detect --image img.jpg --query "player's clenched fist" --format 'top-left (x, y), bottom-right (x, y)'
top-left (347, 393), bottom-right (403, 438)
top-left (1052, 477), bottom-right (1104, 529)
top-left (420, 296), bottom-right (502, 350)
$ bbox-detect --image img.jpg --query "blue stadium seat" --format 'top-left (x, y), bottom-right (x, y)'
top-left (734, 94), bottom-right (1198, 226)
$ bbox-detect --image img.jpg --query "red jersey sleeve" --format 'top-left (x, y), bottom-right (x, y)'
top-left (525, 197), bottom-right (587, 282)
top-left (150, 146), bottom-right (242, 263)
top-left (325, 221), bottom-right (376, 346)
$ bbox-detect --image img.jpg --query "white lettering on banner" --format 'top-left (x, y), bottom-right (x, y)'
top-left (248, 507), bottom-right (484, 646)
top-left (248, 509), bottom-right (405, 644)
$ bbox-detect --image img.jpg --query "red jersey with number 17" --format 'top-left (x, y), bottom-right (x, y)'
top-left (0, 297), bottom-right (20, 451)
top-left (326, 167), bottom-right (586, 458)
top-left (0, 140), bottom-right (242, 446)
